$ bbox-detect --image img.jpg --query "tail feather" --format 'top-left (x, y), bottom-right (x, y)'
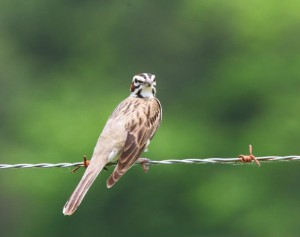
top-left (63, 158), bottom-right (106, 215)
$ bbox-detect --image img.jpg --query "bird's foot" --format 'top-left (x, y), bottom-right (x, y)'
top-left (239, 145), bottom-right (260, 167)
top-left (137, 158), bottom-right (150, 172)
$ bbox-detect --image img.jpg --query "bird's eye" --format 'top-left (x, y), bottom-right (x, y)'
top-left (134, 78), bottom-right (143, 84)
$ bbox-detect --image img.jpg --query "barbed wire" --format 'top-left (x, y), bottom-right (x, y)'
top-left (0, 145), bottom-right (299, 170)
top-left (0, 156), bottom-right (300, 170)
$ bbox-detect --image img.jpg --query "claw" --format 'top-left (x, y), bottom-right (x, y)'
top-left (137, 158), bottom-right (150, 172)
top-left (239, 145), bottom-right (260, 167)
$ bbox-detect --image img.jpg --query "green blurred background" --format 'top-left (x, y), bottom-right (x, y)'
top-left (1, 0), bottom-right (300, 236)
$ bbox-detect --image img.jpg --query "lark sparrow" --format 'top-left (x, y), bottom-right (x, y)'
top-left (63, 73), bottom-right (162, 215)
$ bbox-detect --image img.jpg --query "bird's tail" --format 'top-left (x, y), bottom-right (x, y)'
top-left (63, 157), bottom-right (107, 215)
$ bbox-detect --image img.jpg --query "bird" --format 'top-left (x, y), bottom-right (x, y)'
top-left (63, 73), bottom-right (162, 215)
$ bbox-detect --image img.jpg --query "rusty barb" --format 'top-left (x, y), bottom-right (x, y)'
top-left (239, 145), bottom-right (260, 167)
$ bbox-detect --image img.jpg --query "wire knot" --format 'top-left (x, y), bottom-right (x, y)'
top-left (239, 145), bottom-right (260, 167)
top-left (71, 155), bottom-right (90, 173)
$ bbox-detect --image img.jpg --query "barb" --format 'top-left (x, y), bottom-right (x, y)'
top-left (0, 156), bottom-right (300, 169)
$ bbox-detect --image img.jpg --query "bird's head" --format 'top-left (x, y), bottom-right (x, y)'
top-left (130, 73), bottom-right (157, 98)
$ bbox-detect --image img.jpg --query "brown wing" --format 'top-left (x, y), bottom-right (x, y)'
top-left (106, 98), bottom-right (162, 188)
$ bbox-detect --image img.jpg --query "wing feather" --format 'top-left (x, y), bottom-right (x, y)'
top-left (106, 98), bottom-right (161, 188)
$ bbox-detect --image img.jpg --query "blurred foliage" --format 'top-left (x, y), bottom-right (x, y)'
top-left (1, 0), bottom-right (300, 237)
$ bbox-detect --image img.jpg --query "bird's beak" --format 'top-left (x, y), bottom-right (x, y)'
top-left (144, 79), bottom-right (152, 87)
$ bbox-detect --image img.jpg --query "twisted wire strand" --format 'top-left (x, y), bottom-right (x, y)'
top-left (0, 156), bottom-right (300, 169)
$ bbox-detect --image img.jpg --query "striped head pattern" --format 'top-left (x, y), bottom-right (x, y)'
top-left (130, 73), bottom-right (157, 98)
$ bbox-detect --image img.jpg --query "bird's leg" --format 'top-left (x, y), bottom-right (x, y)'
top-left (239, 144), bottom-right (260, 167)
top-left (137, 158), bottom-right (151, 172)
